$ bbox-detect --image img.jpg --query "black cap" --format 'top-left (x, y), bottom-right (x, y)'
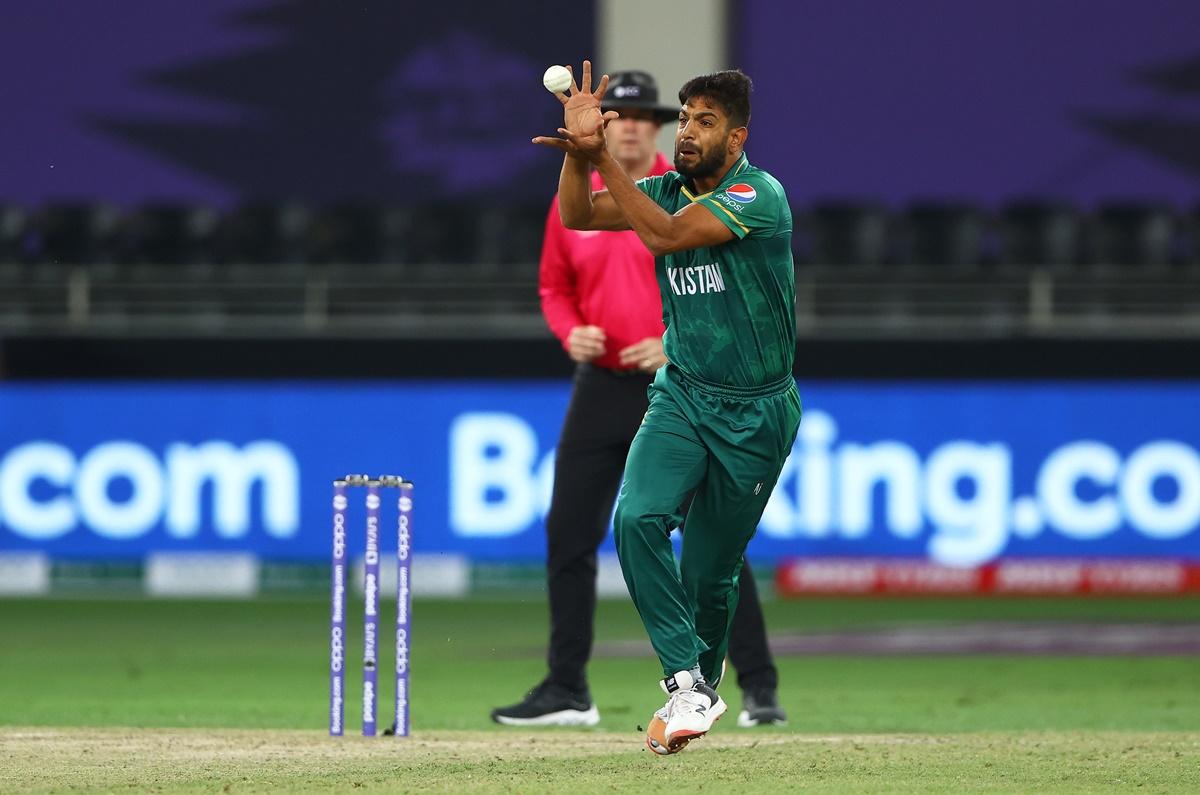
top-left (601, 70), bottom-right (679, 123)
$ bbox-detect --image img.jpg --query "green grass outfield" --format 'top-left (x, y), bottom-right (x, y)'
top-left (2, 596), bottom-right (1199, 792)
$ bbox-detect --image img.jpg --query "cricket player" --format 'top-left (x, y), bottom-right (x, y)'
top-left (533, 62), bottom-right (801, 753)
top-left (493, 70), bottom-right (787, 730)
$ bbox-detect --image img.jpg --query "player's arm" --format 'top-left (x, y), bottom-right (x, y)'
top-left (555, 153), bottom-right (630, 231)
top-left (594, 150), bottom-right (734, 255)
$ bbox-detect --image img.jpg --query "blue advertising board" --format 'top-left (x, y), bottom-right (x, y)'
top-left (1, 381), bottom-right (1198, 565)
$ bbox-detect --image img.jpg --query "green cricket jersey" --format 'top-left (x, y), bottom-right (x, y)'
top-left (636, 153), bottom-right (795, 390)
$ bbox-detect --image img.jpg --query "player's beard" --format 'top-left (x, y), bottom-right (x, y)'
top-left (674, 141), bottom-right (726, 181)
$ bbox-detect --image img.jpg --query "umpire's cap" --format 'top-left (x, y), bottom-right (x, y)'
top-left (601, 71), bottom-right (679, 123)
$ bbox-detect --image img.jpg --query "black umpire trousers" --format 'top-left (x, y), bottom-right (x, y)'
top-left (546, 362), bottom-right (779, 695)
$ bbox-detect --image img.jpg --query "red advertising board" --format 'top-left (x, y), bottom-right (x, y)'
top-left (777, 559), bottom-right (1200, 596)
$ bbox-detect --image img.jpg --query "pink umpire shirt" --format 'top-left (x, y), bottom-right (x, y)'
top-left (538, 152), bottom-right (673, 372)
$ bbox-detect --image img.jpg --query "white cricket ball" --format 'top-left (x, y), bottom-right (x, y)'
top-left (543, 65), bottom-right (572, 94)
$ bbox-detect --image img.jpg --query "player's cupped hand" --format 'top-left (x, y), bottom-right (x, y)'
top-left (619, 337), bottom-right (667, 373)
top-left (533, 60), bottom-right (619, 160)
top-left (567, 324), bottom-right (607, 363)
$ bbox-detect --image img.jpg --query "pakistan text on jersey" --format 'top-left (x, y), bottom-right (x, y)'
top-left (667, 263), bottom-right (727, 296)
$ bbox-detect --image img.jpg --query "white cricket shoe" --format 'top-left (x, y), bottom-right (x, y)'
top-left (644, 670), bottom-right (726, 754)
top-left (664, 683), bottom-right (725, 744)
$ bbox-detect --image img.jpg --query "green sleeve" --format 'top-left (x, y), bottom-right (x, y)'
top-left (697, 175), bottom-right (785, 239)
top-left (635, 175), bottom-right (666, 208)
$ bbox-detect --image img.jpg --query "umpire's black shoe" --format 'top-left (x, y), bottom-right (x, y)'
top-left (491, 680), bottom-right (600, 726)
top-left (737, 687), bottom-right (787, 727)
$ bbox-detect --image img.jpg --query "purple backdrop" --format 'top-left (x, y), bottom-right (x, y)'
top-left (1, 0), bottom-right (594, 206)
top-left (10, 1), bottom-right (1197, 209)
top-left (737, 0), bottom-right (1200, 208)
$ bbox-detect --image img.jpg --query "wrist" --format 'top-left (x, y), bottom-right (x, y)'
top-left (593, 149), bottom-right (617, 170)
top-left (580, 146), bottom-right (607, 165)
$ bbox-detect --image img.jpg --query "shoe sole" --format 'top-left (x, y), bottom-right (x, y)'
top-left (665, 698), bottom-right (727, 751)
top-left (645, 715), bottom-right (675, 755)
top-left (646, 735), bottom-right (676, 755)
top-left (492, 706), bottom-right (600, 727)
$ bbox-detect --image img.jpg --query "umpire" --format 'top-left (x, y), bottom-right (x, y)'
top-left (491, 70), bottom-right (786, 728)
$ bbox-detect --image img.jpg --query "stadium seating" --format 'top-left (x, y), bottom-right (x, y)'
top-left (899, 203), bottom-right (988, 267)
top-left (0, 197), bottom-right (1193, 340)
top-left (214, 202), bottom-right (312, 264)
top-left (120, 204), bottom-right (219, 266)
top-left (4, 199), bottom-right (1193, 270)
top-left (0, 204), bottom-right (29, 264)
top-left (1089, 203), bottom-right (1179, 267)
top-left (475, 203), bottom-right (547, 267)
top-left (33, 202), bottom-right (121, 265)
top-left (306, 203), bottom-right (386, 265)
top-left (1192, 205), bottom-right (1200, 265)
top-left (803, 202), bottom-right (892, 266)
top-left (998, 201), bottom-right (1082, 268)
top-left (397, 203), bottom-right (477, 265)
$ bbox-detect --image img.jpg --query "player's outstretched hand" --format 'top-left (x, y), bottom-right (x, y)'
top-left (533, 60), bottom-right (619, 160)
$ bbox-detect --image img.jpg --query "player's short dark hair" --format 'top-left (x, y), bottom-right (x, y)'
top-left (678, 70), bottom-right (752, 128)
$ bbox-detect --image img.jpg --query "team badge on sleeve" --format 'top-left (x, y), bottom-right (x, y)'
top-left (725, 183), bottom-right (757, 203)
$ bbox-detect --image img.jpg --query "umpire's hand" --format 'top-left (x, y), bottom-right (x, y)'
top-left (567, 325), bottom-right (607, 362)
top-left (619, 337), bottom-right (668, 373)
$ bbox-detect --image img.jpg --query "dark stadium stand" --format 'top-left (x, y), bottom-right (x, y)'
top-left (899, 203), bottom-right (988, 267)
top-left (1193, 205), bottom-right (1200, 265)
top-left (476, 203), bottom-right (547, 266)
top-left (214, 202), bottom-right (311, 265)
top-left (306, 203), bottom-right (395, 265)
top-left (1090, 203), bottom-right (1181, 268)
top-left (400, 203), bottom-right (479, 265)
top-left (0, 203), bottom-right (29, 264)
top-left (7, 199), bottom-right (1194, 271)
top-left (119, 204), bottom-right (219, 266)
top-left (800, 202), bottom-right (892, 266)
top-left (998, 201), bottom-right (1082, 268)
top-left (33, 202), bottom-right (121, 265)
top-left (0, 199), bottom-right (1195, 348)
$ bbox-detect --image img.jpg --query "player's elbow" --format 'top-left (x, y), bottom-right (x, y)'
top-left (558, 206), bottom-right (590, 230)
top-left (644, 233), bottom-right (685, 257)
top-left (643, 218), bottom-right (695, 256)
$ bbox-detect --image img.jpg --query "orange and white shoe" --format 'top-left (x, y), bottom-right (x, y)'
top-left (645, 708), bottom-right (677, 755)
top-left (644, 670), bottom-right (727, 755)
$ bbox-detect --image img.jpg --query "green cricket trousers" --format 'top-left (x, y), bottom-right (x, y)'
top-left (613, 363), bottom-right (801, 685)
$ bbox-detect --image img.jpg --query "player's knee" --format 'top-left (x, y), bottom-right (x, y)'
top-left (613, 499), bottom-right (663, 549)
top-left (681, 564), bottom-right (736, 601)
top-left (612, 500), bottom-right (638, 544)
